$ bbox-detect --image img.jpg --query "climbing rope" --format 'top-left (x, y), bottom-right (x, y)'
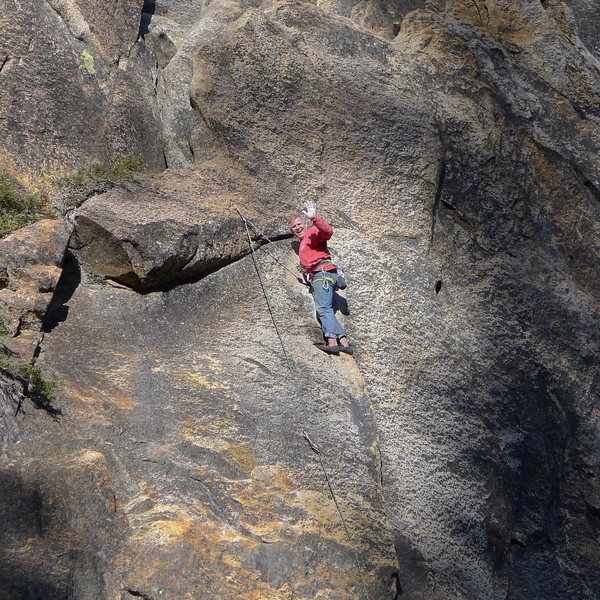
top-left (236, 209), bottom-right (373, 600)
top-left (301, 430), bottom-right (374, 600)
top-left (239, 213), bottom-right (308, 284)
top-left (237, 208), bottom-right (293, 370)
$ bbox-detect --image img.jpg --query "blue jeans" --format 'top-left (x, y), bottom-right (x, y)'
top-left (311, 271), bottom-right (346, 340)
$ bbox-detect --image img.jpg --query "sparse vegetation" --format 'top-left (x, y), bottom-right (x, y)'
top-left (0, 160), bottom-right (145, 236)
top-left (0, 312), bottom-right (8, 339)
top-left (0, 173), bottom-right (55, 238)
top-left (0, 356), bottom-right (57, 406)
top-left (54, 158), bottom-right (145, 212)
top-left (21, 363), bottom-right (57, 402)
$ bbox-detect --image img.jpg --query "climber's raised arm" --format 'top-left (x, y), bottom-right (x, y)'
top-left (301, 201), bottom-right (332, 240)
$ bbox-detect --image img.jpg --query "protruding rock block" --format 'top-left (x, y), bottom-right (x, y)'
top-left (0, 219), bottom-right (72, 361)
top-left (70, 167), bottom-right (288, 291)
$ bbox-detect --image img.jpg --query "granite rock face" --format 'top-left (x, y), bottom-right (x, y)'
top-left (1, 1), bottom-right (600, 599)
top-left (0, 219), bottom-right (72, 361)
top-left (0, 0), bottom-right (164, 180)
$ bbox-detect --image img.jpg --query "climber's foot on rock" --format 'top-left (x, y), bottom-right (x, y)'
top-left (317, 345), bottom-right (340, 355)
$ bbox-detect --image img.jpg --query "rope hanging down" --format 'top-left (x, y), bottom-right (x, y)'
top-left (236, 209), bottom-right (374, 600)
top-left (301, 430), bottom-right (373, 600)
top-left (237, 208), bottom-right (293, 369)
top-left (239, 212), bottom-right (307, 283)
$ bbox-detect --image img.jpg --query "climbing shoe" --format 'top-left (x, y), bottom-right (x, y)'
top-left (338, 345), bottom-right (354, 355)
top-left (317, 345), bottom-right (340, 355)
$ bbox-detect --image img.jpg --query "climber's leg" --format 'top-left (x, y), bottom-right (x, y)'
top-left (312, 274), bottom-right (346, 353)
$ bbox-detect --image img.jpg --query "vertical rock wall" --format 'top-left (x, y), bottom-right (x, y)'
top-left (0, 0), bottom-right (599, 599)
top-left (0, 0), bottom-right (164, 179)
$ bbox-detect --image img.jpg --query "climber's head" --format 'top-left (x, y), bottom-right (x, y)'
top-left (289, 215), bottom-right (307, 239)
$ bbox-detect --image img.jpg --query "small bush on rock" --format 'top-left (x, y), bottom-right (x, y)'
top-left (0, 173), bottom-right (55, 238)
top-left (21, 363), bottom-right (57, 402)
top-left (0, 357), bottom-right (57, 406)
top-left (0, 312), bottom-right (8, 339)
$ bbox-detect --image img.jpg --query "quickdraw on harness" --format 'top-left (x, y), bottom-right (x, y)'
top-left (312, 271), bottom-right (336, 292)
top-left (305, 259), bottom-right (348, 292)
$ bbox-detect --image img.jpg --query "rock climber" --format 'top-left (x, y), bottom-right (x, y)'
top-left (289, 201), bottom-right (353, 355)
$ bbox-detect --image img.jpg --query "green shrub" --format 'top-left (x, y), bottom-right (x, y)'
top-left (22, 363), bottom-right (56, 402)
top-left (0, 358), bottom-right (56, 404)
top-left (0, 173), bottom-right (55, 238)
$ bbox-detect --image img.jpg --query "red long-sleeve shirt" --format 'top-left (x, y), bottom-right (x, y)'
top-left (299, 217), bottom-right (336, 274)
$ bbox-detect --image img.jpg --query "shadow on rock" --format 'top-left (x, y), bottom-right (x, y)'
top-left (138, 0), bottom-right (156, 38)
top-left (41, 250), bottom-right (81, 334)
top-left (0, 470), bottom-right (69, 599)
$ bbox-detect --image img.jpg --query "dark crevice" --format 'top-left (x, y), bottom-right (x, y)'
top-left (138, 0), bottom-right (156, 38)
top-left (441, 199), bottom-right (476, 230)
top-left (572, 164), bottom-right (600, 204)
top-left (375, 444), bottom-right (384, 489)
top-left (583, 179), bottom-right (600, 203)
top-left (441, 199), bottom-right (456, 211)
top-left (41, 250), bottom-right (81, 333)
top-left (438, 199), bottom-right (491, 253)
top-left (190, 95), bottom-right (210, 127)
top-left (469, 0), bottom-right (488, 26)
top-left (0, 55), bottom-right (9, 75)
top-left (430, 156), bottom-right (446, 244)
top-left (32, 336), bottom-right (43, 361)
top-left (529, 139), bottom-right (600, 204)
top-left (391, 571), bottom-right (402, 598)
top-left (107, 232), bottom-right (293, 295)
top-left (585, 499), bottom-right (600, 519)
top-left (124, 590), bottom-right (154, 600)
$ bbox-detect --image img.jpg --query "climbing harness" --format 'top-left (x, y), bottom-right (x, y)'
top-left (236, 208), bottom-right (373, 600)
top-left (312, 271), bottom-right (336, 292)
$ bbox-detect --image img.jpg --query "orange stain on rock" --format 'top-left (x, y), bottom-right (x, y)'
top-left (227, 443), bottom-right (258, 473)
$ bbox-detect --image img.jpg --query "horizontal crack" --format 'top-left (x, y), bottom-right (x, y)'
top-left (107, 233), bottom-right (293, 295)
top-left (123, 589), bottom-right (154, 600)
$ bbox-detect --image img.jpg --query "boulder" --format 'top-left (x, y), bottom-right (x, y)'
top-left (70, 163), bottom-right (289, 291)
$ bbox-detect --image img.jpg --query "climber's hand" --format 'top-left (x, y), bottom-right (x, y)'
top-left (302, 201), bottom-right (317, 220)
